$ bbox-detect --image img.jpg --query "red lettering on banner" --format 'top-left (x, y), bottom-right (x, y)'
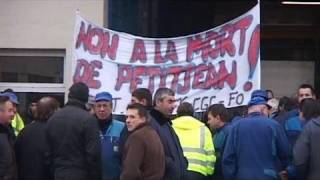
top-left (159, 70), bottom-right (167, 88)
top-left (115, 65), bottom-right (132, 91)
top-left (154, 40), bottom-right (164, 63)
top-left (76, 21), bottom-right (119, 60)
top-left (168, 66), bottom-right (183, 91)
top-left (155, 40), bottom-right (178, 64)
top-left (177, 65), bottom-right (193, 94)
top-left (101, 32), bottom-right (119, 59)
top-left (130, 39), bottom-right (147, 63)
top-left (202, 31), bottom-right (221, 62)
top-left (234, 15), bottom-right (253, 55)
top-left (243, 24), bottom-right (260, 92)
top-left (186, 15), bottom-right (253, 62)
top-left (219, 24), bottom-right (236, 57)
top-left (165, 41), bottom-right (178, 63)
top-left (147, 67), bottom-right (161, 93)
top-left (192, 64), bottom-right (209, 89)
top-left (248, 25), bottom-right (260, 78)
top-left (115, 61), bottom-right (237, 94)
top-left (73, 59), bottom-right (102, 89)
top-left (86, 28), bottom-right (104, 54)
top-left (130, 66), bottom-right (146, 92)
top-left (205, 63), bottom-right (219, 89)
top-left (186, 35), bottom-right (203, 62)
top-left (217, 61), bottom-right (237, 89)
top-left (76, 22), bottom-right (91, 51)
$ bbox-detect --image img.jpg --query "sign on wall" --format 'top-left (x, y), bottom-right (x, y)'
top-left (72, 3), bottom-right (260, 114)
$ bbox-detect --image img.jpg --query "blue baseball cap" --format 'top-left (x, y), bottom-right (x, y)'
top-left (248, 90), bottom-right (271, 108)
top-left (95, 92), bottom-right (112, 102)
top-left (0, 92), bottom-right (19, 105)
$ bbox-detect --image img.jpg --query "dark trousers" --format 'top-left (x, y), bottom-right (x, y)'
top-left (186, 171), bottom-right (207, 180)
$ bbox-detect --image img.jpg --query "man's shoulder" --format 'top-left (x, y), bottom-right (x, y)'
top-left (304, 117), bottom-right (320, 132)
top-left (131, 126), bottom-right (157, 141)
top-left (285, 115), bottom-right (302, 131)
top-left (0, 131), bottom-right (11, 148)
top-left (220, 123), bottom-right (232, 134)
top-left (127, 127), bottom-right (145, 143)
top-left (149, 116), bottom-right (161, 128)
top-left (50, 105), bottom-right (85, 117)
top-left (0, 125), bottom-right (7, 134)
top-left (102, 119), bottom-right (124, 137)
top-left (53, 105), bottom-right (91, 119)
top-left (238, 115), bottom-right (280, 127)
top-left (149, 109), bottom-right (168, 125)
top-left (276, 109), bottom-right (299, 122)
top-left (111, 119), bottom-right (125, 129)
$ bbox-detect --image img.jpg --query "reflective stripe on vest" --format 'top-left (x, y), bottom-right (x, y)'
top-left (183, 126), bottom-right (214, 155)
top-left (188, 158), bottom-right (215, 167)
top-left (183, 147), bottom-right (215, 155)
top-left (182, 126), bottom-right (215, 175)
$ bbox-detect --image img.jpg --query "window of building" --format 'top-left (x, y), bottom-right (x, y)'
top-left (0, 48), bottom-right (66, 123)
top-left (0, 56), bottom-right (63, 83)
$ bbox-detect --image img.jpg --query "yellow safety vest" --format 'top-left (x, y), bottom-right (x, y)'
top-left (11, 113), bottom-right (25, 136)
top-left (172, 116), bottom-right (216, 176)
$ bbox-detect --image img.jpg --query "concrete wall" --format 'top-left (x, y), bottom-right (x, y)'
top-left (0, 0), bottom-right (316, 101)
top-left (0, 0), bottom-right (104, 91)
top-left (261, 60), bottom-right (315, 98)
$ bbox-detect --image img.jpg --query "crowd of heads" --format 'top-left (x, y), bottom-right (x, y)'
top-left (2, 82), bottom-right (319, 131)
top-left (0, 81), bottom-right (319, 180)
top-left (0, 82), bottom-right (318, 137)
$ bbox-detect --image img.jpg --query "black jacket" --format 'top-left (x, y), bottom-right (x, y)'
top-left (46, 99), bottom-right (101, 180)
top-left (0, 124), bottom-right (18, 180)
top-left (149, 109), bottom-right (187, 180)
top-left (15, 121), bottom-right (51, 180)
top-left (294, 117), bottom-right (320, 180)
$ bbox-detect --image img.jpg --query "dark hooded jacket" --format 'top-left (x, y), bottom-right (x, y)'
top-left (0, 123), bottom-right (18, 180)
top-left (15, 121), bottom-right (52, 180)
top-left (46, 99), bottom-right (101, 180)
top-left (294, 117), bottom-right (320, 180)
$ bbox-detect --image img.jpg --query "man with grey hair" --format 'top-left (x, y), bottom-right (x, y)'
top-left (149, 88), bottom-right (187, 180)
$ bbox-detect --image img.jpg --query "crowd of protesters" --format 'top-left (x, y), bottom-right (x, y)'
top-left (0, 82), bottom-right (320, 180)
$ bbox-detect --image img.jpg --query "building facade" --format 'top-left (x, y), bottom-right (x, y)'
top-left (0, 0), bottom-right (104, 116)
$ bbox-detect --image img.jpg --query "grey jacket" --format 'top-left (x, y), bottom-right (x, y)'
top-left (294, 117), bottom-right (320, 180)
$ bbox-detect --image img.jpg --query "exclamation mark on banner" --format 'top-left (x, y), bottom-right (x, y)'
top-left (244, 24), bottom-right (260, 91)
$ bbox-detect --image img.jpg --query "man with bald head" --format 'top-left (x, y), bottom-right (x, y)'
top-left (15, 96), bottom-right (60, 180)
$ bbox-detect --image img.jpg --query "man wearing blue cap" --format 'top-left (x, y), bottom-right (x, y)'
top-left (222, 90), bottom-right (292, 180)
top-left (2, 90), bottom-right (25, 136)
top-left (93, 91), bottom-right (124, 180)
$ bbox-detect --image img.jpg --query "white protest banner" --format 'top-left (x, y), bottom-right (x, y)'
top-left (72, 3), bottom-right (260, 114)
